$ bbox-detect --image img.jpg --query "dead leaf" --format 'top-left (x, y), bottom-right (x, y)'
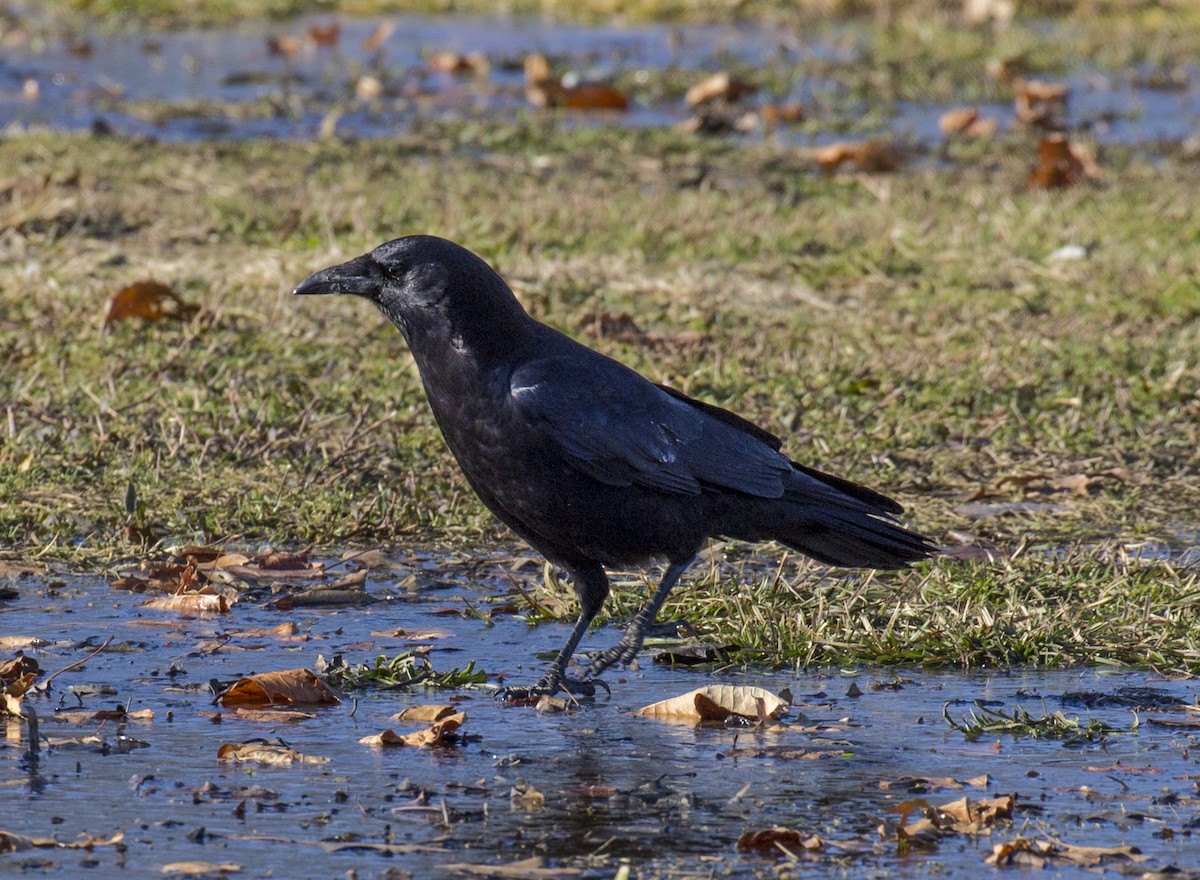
top-left (634, 685), bottom-right (789, 723)
top-left (1013, 77), bottom-right (1069, 127)
top-left (963, 0), bottom-right (1014, 25)
top-left (987, 837), bottom-right (1146, 867)
top-left (392, 704), bottom-right (456, 723)
top-left (142, 593), bottom-right (230, 615)
top-left (216, 742), bottom-right (329, 765)
top-left (760, 103), bottom-right (805, 127)
top-left (103, 281), bottom-right (199, 330)
top-left (361, 20), bottom-right (394, 53)
top-left (306, 19), bottom-right (340, 47)
top-left (359, 712), bottom-right (465, 747)
top-left (510, 780), bottom-right (545, 810)
top-left (939, 107), bottom-right (979, 135)
top-left (265, 34), bottom-right (303, 58)
top-left (439, 856), bottom-right (579, 878)
top-left (216, 668), bottom-right (340, 708)
top-left (811, 140), bottom-right (904, 173)
top-left (523, 53), bottom-right (627, 111)
top-left (736, 827), bottom-right (825, 853)
top-left (428, 51), bottom-right (489, 76)
top-left (685, 71), bottom-right (756, 107)
top-left (162, 861), bottom-right (243, 876)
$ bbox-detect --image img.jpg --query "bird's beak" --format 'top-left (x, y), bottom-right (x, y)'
top-left (293, 253), bottom-right (382, 297)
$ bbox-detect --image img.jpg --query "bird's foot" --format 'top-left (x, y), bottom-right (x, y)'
top-left (497, 673), bottom-right (610, 703)
top-left (585, 639), bottom-right (643, 680)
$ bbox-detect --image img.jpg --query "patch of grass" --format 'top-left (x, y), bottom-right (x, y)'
top-left (0, 104), bottom-right (1197, 667)
top-left (322, 650), bottom-right (488, 689)
top-left (943, 699), bottom-right (1127, 741)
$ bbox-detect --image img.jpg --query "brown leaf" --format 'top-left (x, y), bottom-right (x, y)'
top-left (736, 827), bottom-right (825, 853)
top-left (634, 685), bottom-right (789, 723)
top-left (306, 19), bottom-right (340, 47)
top-left (216, 668), bottom-right (340, 708)
top-left (439, 856), bottom-right (579, 878)
top-left (987, 837), bottom-right (1146, 867)
top-left (811, 140), bottom-right (904, 173)
top-left (216, 742), bottom-right (329, 765)
top-left (265, 34), bottom-right (303, 59)
top-left (392, 704), bottom-right (456, 723)
top-left (428, 51), bottom-right (489, 76)
top-left (103, 281), bottom-right (199, 330)
top-left (359, 712), bottom-right (465, 747)
top-left (760, 103), bottom-right (805, 127)
top-left (939, 106), bottom-right (979, 135)
top-left (1027, 134), bottom-right (1100, 189)
top-left (162, 862), bottom-right (244, 876)
top-left (685, 71), bottom-right (756, 107)
top-left (361, 21), bottom-right (394, 53)
top-left (1013, 77), bottom-right (1069, 126)
top-left (142, 593), bottom-right (230, 615)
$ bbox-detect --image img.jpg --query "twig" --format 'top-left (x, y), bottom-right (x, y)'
top-left (40, 636), bottom-right (113, 690)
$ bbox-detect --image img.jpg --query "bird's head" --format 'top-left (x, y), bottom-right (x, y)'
top-left (294, 235), bottom-right (530, 361)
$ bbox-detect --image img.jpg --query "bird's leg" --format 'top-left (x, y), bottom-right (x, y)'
top-left (501, 563), bottom-right (610, 700)
top-left (585, 559), bottom-right (691, 679)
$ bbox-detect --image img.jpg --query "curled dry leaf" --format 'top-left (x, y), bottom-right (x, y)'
top-left (428, 51), bottom-right (489, 76)
top-left (987, 837), bottom-right (1147, 868)
top-left (361, 20), bottom-right (394, 53)
top-left (306, 19), bottom-right (340, 47)
top-left (392, 704), bottom-right (456, 723)
top-left (216, 742), bottom-right (329, 765)
top-left (265, 34), bottom-right (304, 58)
top-left (963, 0), bottom-right (1014, 25)
top-left (162, 861), bottom-right (244, 876)
top-left (811, 140), bottom-right (904, 173)
top-left (0, 830), bottom-right (124, 851)
top-left (359, 711), bottom-right (465, 747)
top-left (216, 668), bottom-right (340, 708)
top-left (759, 103), bottom-right (805, 127)
top-left (103, 280), bottom-right (199, 330)
top-left (1027, 134), bottom-right (1100, 189)
top-left (634, 685), bottom-right (789, 723)
top-left (736, 827), bottom-right (825, 853)
top-left (939, 106), bottom-right (978, 135)
top-left (142, 593), bottom-right (230, 615)
top-left (1013, 77), bottom-right (1069, 126)
top-left (438, 856), bottom-right (579, 878)
top-left (523, 53), bottom-right (628, 111)
top-left (685, 71), bottom-right (756, 107)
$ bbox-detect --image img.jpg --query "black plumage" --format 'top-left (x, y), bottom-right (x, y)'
top-left (295, 236), bottom-right (935, 696)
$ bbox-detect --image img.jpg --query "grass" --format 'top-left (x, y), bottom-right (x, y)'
top-left (1, 1), bottom-right (1199, 670)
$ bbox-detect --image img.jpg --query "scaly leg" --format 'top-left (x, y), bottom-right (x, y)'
top-left (585, 559), bottom-right (692, 679)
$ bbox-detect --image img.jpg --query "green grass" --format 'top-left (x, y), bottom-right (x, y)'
top-left (1, 107), bottom-right (1197, 668)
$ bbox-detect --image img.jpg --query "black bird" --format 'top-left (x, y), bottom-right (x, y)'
top-left (295, 236), bottom-right (934, 697)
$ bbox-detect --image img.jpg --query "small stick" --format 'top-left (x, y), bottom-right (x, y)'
top-left (40, 636), bottom-right (113, 690)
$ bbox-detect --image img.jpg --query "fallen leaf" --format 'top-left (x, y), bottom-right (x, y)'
top-left (142, 593), bottom-right (230, 615)
top-left (103, 281), bottom-right (199, 330)
top-left (306, 19), bottom-right (340, 47)
top-left (634, 685), bottom-right (789, 723)
top-left (428, 51), bottom-right (489, 76)
top-left (362, 20), bottom-right (394, 53)
top-left (216, 742), bottom-right (329, 765)
top-left (760, 103), bottom-right (805, 127)
top-left (811, 140), bottom-right (904, 173)
top-left (359, 712), bottom-right (465, 747)
top-left (392, 704), bottom-right (456, 723)
top-left (987, 837), bottom-right (1146, 867)
top-left (439, 856), bottom-right (579, 878)
top-left (1026, 133), bottom-right (1100, 189)
top-left (685, 71), bottom-right (756, 107)
top-left (265, 34), bottom-right (303, 59)
top-left (939, 106), bottom-right (979, 135)
top-left (216, 668), bottom-right (340, 708)
top-left (736, 827), bottom-right (825, 853)
top-left (162, 861), bottom-right (244, 876)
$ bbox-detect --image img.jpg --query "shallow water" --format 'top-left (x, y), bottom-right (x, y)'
top-left (2, 556), bottom-right (1198, 879)
top-left (1, 14), bottom-right (1197, 146)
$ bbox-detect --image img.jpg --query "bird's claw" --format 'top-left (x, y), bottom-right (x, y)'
top-left (585, 641), bottom-right (642, 679)
top-left (497, 673), bottom-right (609, 703)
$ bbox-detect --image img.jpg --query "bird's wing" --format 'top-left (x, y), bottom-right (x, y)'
top-left (510, 356), bottom-right (792, 497)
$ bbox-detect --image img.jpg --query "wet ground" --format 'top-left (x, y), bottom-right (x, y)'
top-left (2, 554), bottom-right (1199, 879)
top-left (2, 14), bottom-right (1199, 146)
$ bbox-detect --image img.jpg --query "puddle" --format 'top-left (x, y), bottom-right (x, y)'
top-left (2, 14), bottom-right (1198, 146)
top-left (2, 555), bottom-right (1199, 878)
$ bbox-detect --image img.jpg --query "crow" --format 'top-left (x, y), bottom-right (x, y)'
top-left (295, 236), bottom-right (935, 697)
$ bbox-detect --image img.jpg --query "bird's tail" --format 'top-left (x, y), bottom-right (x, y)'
top-left (726, 463), bottom-right (936, 569)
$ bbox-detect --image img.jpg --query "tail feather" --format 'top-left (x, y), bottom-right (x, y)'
top-left (725, 466), bottom-right (936, 569)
